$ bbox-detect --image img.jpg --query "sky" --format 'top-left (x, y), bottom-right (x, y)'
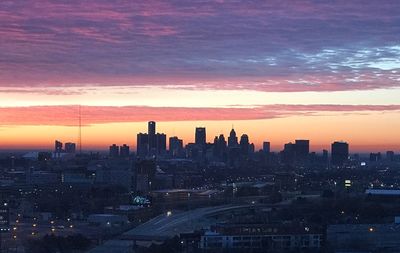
top-left (0, 0), bottom-right (399, 152)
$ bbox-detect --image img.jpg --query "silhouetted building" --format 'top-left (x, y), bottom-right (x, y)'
top-left (331, 141), bottom-right (349, 166)
top-left (137, 133), bottom-right (149, 158)
top-left (295, 139), bottom-right (309, 162)
top-left (239, 134), bottom-right (250, 156)
top-left (120, 144), bottom-right (130, 158)
top-left (169, 136), bottom-right (183, 157)
top-left (282, 142), bottom-right (296, 164)
top-left (228, 128), bottom-right (238, 147)
top-left (195, 127), bottom-right (206, 146)
top-left (55, 140), bottom-right (63, 153)
top-left (156, 133), bottom-right (167, 155)
top-left (213, 134), bottom-right (227, 161)
top-left (148, 121), bottom-right (156, 135)
top-left (64, 142), bottom-right (76, 153)
top-left (263, 141), bottom-right (270, 154)
top-left (148, 121), bottom-right (157, 155)
top-left (136, 121), bottom-right (166, 157)
top-left (109, 144), bottom-right (119, 158)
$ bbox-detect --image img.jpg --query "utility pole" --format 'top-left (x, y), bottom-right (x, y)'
top-left (79, 105), bottom-right (82, 154)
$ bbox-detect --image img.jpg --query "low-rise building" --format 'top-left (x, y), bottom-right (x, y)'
top-left (200, 223), bottom-right (322, 251)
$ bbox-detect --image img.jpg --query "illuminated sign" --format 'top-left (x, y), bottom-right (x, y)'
top-left (132, 196), bottom-right (151, 207)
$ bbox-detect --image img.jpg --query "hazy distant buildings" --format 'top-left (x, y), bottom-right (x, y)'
top-left (55, 140), bottom-right (63, 155)
top-left (120, 144), bottom-right (130, 158)
top-left (64, 142), bottom-right (76, 153)
top-left (55, 140), bottom-right (76, 156)
top-left (387, 151), bottom-right (395, 161)
top-left (331, 141), bottom-right (349, 166)
top-left (295, 139), bottom-right (309, 161)
top-left (109, 144), bottom-right (119, 158)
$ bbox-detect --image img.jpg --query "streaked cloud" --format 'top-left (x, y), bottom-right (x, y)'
top-left (1, 104), bottom-right (399, 126)
top-left (0, 1), bottom-right (399, 92)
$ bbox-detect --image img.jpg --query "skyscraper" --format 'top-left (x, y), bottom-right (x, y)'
top-left (137, 133), bottom-right (149, 158)
top-left (295, 139), bottom-right (310, 161)
top-left (228, 128), bottom-right (238, 147)
top-left (195, 127), bottom-right (206, 146)
top-left (137, 121), bottom-right (167, 157)
top-left (148, 121), bottom-right (156, 135)
top-left (156, 133), bottom-right (167, 155)
top-left (263, 141), bottom-right (271, 154)
top-left (148, 121), bottom-right (157, 155)
top-left (331, 141), bottom-right (349, 166)
top-left (239, 134), bottom-right (250, 156)
top-left (283, 142), bottom-right (296, 164)
top-left (169, 136), bottom-right (183, 157)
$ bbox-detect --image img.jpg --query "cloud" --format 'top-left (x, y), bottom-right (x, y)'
top-left (0, 104), bottom-right (399, 126)
top-left (0, 1), bottom-right (399, 92)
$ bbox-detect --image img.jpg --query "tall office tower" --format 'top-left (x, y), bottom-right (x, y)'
top-left (213, 134), bottom-right (227, 160)
top-left (120, 144), bottom-right (130, 158)
top-left (148, 121), bottom-right (157, 155)
top-left (239, 134), bottom-right (250, 156)
top-left (148, 121), bottom-right (156, 135)
top-left (169, 136), bottom-right (183, 157)
top-left (283, 142), bottom-right (296, 164)
top-left (156, 133), bottom-right (167, 154)
top-left (55, 140), bottom-right (63, 153)
top-left (137, 133), bottom-right (149, 158)
top-left (228, 128), bottom-right (238, 147)
top-left (295, 139), bottom-right (310, 161)
top-left (263, 141), bottom-right (271, 154)
top-left (195, 127), bottom-right (206, 146)
top-left (109, 144), bottom-right (119, 158)
top-left (331, 141), bottom-right (349, 166)
top-left (65, 142), bottom-right (76, 153)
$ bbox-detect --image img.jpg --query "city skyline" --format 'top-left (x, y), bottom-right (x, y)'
top-left (5, 120), bottom-right (398, 154)
top-left (0, 1), bottom-right (399, 151)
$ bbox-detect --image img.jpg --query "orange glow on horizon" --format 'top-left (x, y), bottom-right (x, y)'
top-left (1, 111), bottom-right (399, 153)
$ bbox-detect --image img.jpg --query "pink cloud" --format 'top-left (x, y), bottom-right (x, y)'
top-left (0, 104), bottom-right (399, 126)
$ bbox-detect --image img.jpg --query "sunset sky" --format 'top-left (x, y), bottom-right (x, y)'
top-left (0, 1), bottom-right (399, 152)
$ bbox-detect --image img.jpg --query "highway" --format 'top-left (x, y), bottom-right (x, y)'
top-left (122, 204), bottom-right (266, 240)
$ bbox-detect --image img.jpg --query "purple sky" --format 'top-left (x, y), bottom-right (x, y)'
top-left (0, 0), bottom-right (399, 91)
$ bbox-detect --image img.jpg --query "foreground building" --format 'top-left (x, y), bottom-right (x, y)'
top-left (200, 223), bottom-right (322, 252)
top-left (327, 219), bottom-right (400, 252)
